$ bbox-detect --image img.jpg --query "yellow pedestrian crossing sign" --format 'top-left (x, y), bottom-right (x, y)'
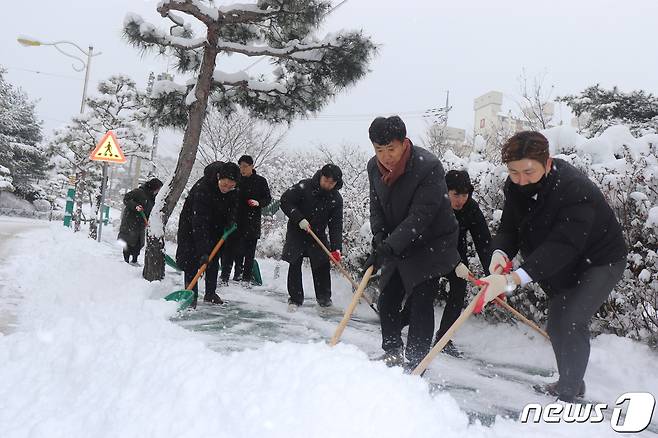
top-left (89, 131), bottom-right (126, 163)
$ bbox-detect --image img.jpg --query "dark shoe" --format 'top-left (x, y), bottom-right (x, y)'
top-left (203, 293), bottom-right (224, 305)
top-left (317, 298), bottom-right (333, 308)
top-left (232, 274), bottom-right (242, 282)
top-left (219, 278), bottom-right (229, 287)
top-left (402, 361), bottom-right (426, 377)
top-left (533, 380), bottom-right (586, 398)
top-left (441, 341), bottom-right (463, 358)
top-left (375, 348), bottom-right (404, 367)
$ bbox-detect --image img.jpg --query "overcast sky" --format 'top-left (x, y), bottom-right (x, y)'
top-left (3, 0), bottom-right (658, 158)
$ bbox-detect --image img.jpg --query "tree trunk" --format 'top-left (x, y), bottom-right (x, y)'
top-left (142, 26), bottom-right (220, 282)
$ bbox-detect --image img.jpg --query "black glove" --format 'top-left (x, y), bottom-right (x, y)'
top-left (364, 241), bottom-right (393, 275)
top-left (198, 254), bottom-right (210, 266)
top-left (372, 232), bottom-right (386, 247)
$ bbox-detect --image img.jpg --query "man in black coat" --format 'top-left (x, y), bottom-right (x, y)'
top-left (117, 178), bottom-right (163, 264)
top-left (477, 131), bottom-right (627, 403)
top-left (366, 116), bottom-right (461, 370)
top-left (280, 164), bottom-right (343, 310)
top-left (399, 170), bottom-right (491, 357)
top-left (224, 155), bottom-right (272, 285)
top-left (176, 162), bottom-right (240, 306)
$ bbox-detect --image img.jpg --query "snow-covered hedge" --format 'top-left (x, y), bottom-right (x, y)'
top-left (255, 125), bottom-right (658, 346)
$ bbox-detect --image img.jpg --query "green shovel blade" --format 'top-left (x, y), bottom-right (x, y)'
top-left (164, 289), bottom-right (195, 310)
top-left (164, 253), bottom-right (180, 271)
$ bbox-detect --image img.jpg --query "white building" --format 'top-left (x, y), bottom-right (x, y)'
top-left (473, 90), bottom-right (555, 141)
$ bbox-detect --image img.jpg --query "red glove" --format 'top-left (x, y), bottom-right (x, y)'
top-left (247, 199), bottom-right (259, 207)
top-left (330, 250), bottom-right (341, 263)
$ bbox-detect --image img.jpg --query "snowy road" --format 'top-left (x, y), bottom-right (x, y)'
top-left (1, 225), bottom-right (656, 437)
top-left (0, 216), bottom-right (48, 334)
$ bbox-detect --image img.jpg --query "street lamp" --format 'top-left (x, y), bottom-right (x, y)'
top-left (17, 35), bottom-right (102, 113)
top-left (18, 36), bottom-right (104, 234)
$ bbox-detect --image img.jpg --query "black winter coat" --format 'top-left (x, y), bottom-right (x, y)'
top-left (117, 185), bottom-right (155, 249)
top-left (368, 145), bottom-right (461, 292)
top-left (491, 158), bottom-right (627, 293)
top-left (454, 197), bottom-right (492, 272)
top-left (236, 170), bottom-right (272, 239)
top-left (176, 162), bottom-right (238, 271)
top-left (281, 170), bottom-right (343, 264)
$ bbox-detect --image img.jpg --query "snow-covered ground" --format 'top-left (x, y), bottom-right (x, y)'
top-left (0, 217), bottom-right (656, 437)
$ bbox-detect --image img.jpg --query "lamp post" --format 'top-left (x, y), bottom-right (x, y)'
top-left (17, 36), bottom-right (103, 233)
top-left (17, 36), bottom-right (101, 114)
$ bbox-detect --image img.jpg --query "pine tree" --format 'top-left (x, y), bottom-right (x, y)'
top-left (123, 0), bottom-right (377, 280)
top-left (0, 67), bottom-right (48, 201)
top-left (558, 84), bottom-right (658, 136)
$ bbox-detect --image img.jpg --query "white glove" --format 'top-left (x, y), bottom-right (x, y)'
top-left (298, 219), bottom-right (310, 231)
top-left (489, 250), bottom-right (510, 274)
top-left (454, 262), bottom-right (472, 280)
top-left (478, 274), bottom-right (516, 307)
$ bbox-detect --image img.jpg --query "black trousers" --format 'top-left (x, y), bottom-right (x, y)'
top-left (287, 256), bottom-right (331, 305)
top-left (435, 270), bottom-right (466, 341)
top-left (220, 235), bottom-right (239, 282)
top-left (123, 244), bottom-right (141, 263)
top-left (545, 261), bottom-right (625, 402)
top-left (184, 255), bottom-right (220, 298)
top-left (399, 270), bottom-right (465, 343)
top-left (233, 238), bottom-right (258, 282)
top-left (379, 270), bottom-right (441, 365)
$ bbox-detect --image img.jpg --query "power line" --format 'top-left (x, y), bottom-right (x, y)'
top-left (4, 66), bottom-right (80, 81)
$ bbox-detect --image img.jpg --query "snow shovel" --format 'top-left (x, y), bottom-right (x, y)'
top-left (329, 266), bottom-right (374, 346)
top-left (307, 228), bottom-right (379, 317)
top-left (164, 223), bottom-right (238, 309)
top-left (138, 210), bottom-right (181, 272)
top-left (250, 259), bottom-right (263, 286)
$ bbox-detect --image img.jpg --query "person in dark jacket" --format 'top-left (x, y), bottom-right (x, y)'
top-left (223, 155), bottom-right (272, 285)
top-left (365, 115), bottom-right (461, 370)
top-left (176, 162), bottom-right (240, 307)
top-left (281, 164), bottom-right (343, 311)
top-left (399, 170), bottom-right (492, 357)
top-left (117, 178), bottom-right (163, 264)
top-left (476, 131), bottom-right (627, 403)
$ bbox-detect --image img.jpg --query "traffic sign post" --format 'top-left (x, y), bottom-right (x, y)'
top-left (89, 131), bottom-right (126, 242)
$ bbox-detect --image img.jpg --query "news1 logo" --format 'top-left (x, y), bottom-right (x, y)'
top-left (520, 392), bottom-right (656, 433)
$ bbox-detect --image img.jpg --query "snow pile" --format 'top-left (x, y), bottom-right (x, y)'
top-left (0, 225), bottom-right (634, 437)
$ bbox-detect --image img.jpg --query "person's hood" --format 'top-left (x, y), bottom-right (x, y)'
top-left (202, 161), bottom-right (225, 189)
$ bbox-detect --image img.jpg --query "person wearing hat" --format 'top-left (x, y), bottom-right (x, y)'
top-left (221, 154), bottom-right (272, 286)
top-left (475, 131), bottom-right (627, 402)
top-left (280, 163), bottom-right (344, 311)
top-left (175, 161), bottom-right (240, 307)
top-left (365, 115), bottom-right (461, 371)
top-left (117, 177), bottom-right (164, 265)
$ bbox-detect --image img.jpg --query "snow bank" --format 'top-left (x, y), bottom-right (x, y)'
top-left (0, 225), bottom-right (644, 437)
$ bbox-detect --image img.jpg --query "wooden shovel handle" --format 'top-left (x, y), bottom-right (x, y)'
top-left (307, 227), bottom-right (377, 311)
top-left (411, 288), bottom-right (484, 375)
top-left (467, 273), bottom-right (549, 340)
top-left (329, 266), bottom-right (374, 346)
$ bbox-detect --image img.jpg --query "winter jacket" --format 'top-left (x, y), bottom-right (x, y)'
top-left (117, 185), bottom-right (155, 249)
top-left (454, 197), bottom-right (492, 272)
top-left (368, 144), bottom-right (461, 292)
top-left (491, 158), bottom-right (627, 293)
top-left (236, 170), bottom-right (272, 240)
top-left (280, 170), bottom-right (343, 264)
top-left (175, 162), bottom-right (238, 271)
